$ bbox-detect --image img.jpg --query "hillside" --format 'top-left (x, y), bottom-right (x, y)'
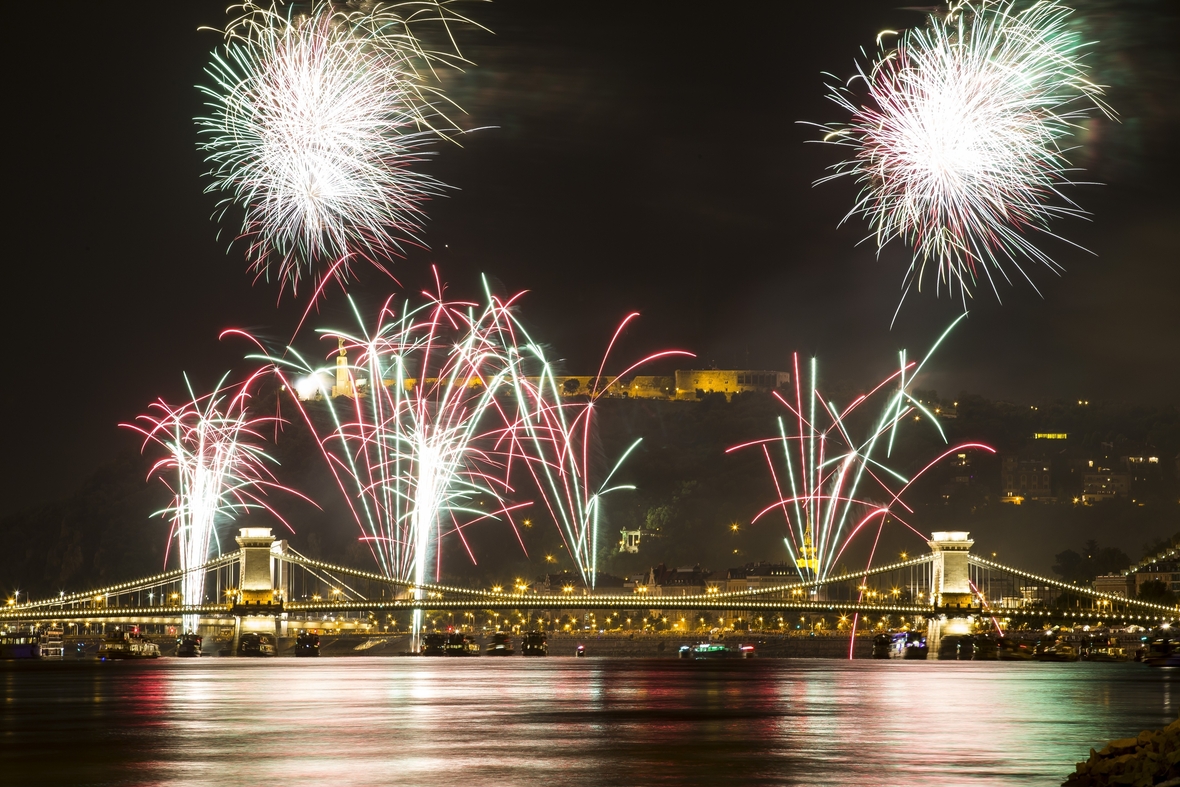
top-left (2, 392), bottom-right (1177, 599)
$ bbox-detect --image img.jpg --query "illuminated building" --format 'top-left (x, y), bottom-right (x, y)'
top-left (1001, 455), bottom-right (1055, 503)
top-left (303, 344), bottom-right (789, 403)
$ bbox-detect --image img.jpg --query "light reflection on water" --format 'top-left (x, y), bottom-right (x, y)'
top-left (2, 659), bottom-right (1174, 786)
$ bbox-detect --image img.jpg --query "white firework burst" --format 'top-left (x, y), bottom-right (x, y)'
top-left (198, 1), bottom-right (470, 295)
top-left (815, 0), bottom-right (1114, 306)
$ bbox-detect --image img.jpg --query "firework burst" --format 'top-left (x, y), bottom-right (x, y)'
top-left (198, 1), bottom-right (471, 296)
top-left (814, 0), bottom-right (1113, 307)
top-left (505, 314), bottom-right (692, 589)
top-left (125, 370), bottom-right (302, 632)
top-left (239, 273), bottom-right (687, 635)
top-left (729, 315), bottom-right (993, 587)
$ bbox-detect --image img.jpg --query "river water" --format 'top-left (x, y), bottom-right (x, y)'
top-left (2, 658), bottom-right (1174, 786)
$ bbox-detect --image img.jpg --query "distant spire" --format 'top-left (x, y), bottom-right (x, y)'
top-left (796, 520), bottom-right (819, 574)
top-left (333, 337), bottom-right (350, 397)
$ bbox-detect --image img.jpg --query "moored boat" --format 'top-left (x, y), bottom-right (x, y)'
top-left (1080, 636), bottom-right (1129, 662)
top-left (295, 631), bottom-right (320, 657)
top-left (420, 632), bottom-right (448, 656)
top-left (176, 634), bottom-right (202, 657)
top-left (682, 642), bottom-right (755, 660)
top-left (521, 631), bottom-right (548, 656)
top-left (1142, 628), bottom-right (1179, 667)
top-left (1034, 635), bottom-right (1078, 662)
top-left (39, 626), bottom-right (65, 659)
top-left (889, 631), bottom-right (928, 660)
top-left (444, 632), bottom-right (479, 656)
top-left (99, 631), bottom-right (161, 660)
top-left (236, 632), bottom-right (277, 657)
top-left (997, 637), bottom-right (1034, 660)
top-left (0, 628), bottom-right (41, 659)
top-left (486, 632), bottom-right (514, 656)
top-left (939, 634), bottom-right (976, 660)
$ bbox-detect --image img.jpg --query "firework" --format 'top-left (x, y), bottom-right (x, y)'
top-left (125, 370), bottom-right (300, 632)
top-left (729, 315), bottom-right (993, 588)
top-left (505, 314), bottom-right (692, 589)
top-left (814, 0), bottom-right (1113, 305)
top-left (241, 274), bottom-right (687, 647)
top-left (198, 1), bottom-right (470, 296)
top-left (245, 275), bottom-right (528, 646)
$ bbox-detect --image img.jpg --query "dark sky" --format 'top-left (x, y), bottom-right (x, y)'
top-left (4, 0), bottom-right (1178, 510)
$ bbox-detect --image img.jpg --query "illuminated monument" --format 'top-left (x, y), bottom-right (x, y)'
top-left (926, 531), bottom-right (979, 656)
top-left (233, 527), bottom-right (287, 641)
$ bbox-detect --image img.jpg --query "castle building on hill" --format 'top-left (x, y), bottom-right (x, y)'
top-left (301, 343), bottom-right (789, 403)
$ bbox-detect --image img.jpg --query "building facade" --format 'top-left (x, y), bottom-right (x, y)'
top-left (1001, 456), bottom-right (1055, 502)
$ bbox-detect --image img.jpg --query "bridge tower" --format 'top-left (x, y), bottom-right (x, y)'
top-left (236, 527), bottom-right (279, 605)
top-left (926, 531), bottom-right (978, 658)
top-left (229, 528), bottom-right (286, 649)
top-left (928, 531), bottom-right (974, 608)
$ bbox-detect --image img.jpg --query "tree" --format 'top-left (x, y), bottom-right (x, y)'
top-left (1052, 542), bottom-right (1130, 584)
top-left (1053, 549), bottom-right (1085, 583)
top-left (1137, 580), bottom-right (1177, 607)
top-left (1142, 533), bottom-right (1180, 560)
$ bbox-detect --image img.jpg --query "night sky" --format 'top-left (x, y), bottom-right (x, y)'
top-left (5, 0), bottom-right (1178, 512)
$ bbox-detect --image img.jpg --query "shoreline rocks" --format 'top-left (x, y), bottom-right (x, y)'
top-left (1063, 718), bottom-right (1180, 787)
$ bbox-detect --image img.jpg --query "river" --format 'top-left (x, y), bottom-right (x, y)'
top-left (2, 658), bottom-right (1174, 786)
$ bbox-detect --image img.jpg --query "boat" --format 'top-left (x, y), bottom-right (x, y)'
top-left (236, 632), bottom-right (276, 657)
top-left (444, 633), bottom-right (479, 656)
top-left (973, 635), bottom-right (999, 660)
top-left (1034, 635), bottom-right (1078, 662)
top-left (0, 628), bottom-right (41, 659)
top-left (1142, 629), bottom-right (1179, 667)
top-left (1080, 636), bottom-right (1129, 662)
top-left (176, 634), bottom-right (202, 657)
top-left (99, 631), bottom-right (161, 660)
top-left (872, 633), bottom-right (892, 659)
top-left (420, 632), bottom-right (448, 656)
top-left (521, 631), bottom-right (548, 656)
top-left (575, 644), bottom-right (586, 657)
top-left (997, 637), bottom-right (1034, 660)
top-left (888, 631), bottom-right (928, 660)
top-left (1147, 653), bottom-right (1180, 667)
top-left (683, 643), bottom-right (755, 660)
top-left (295, 631), bottom-right (320, 657)
top-left (486, 632), bottom-right (514, 656)
top-left (938, 634), bottom-right (976, 660)
top-left (39, 626), bottom-right (65, 659)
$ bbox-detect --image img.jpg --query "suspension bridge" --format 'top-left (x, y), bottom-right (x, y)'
top-left (3, 528), bottom-right (1175, 650)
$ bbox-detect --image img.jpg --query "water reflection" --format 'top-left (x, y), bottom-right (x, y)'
top-left (1, 659), bottom-right (1173, 786)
